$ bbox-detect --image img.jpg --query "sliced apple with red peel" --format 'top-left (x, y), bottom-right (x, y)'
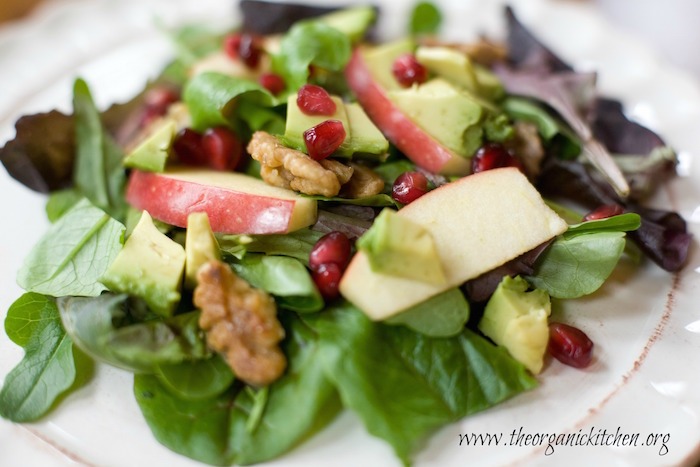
top-left (126, 168), bottom-right (317, 234)
top-left (339, 168), bottom-right (568, 320)
top-left (345, 47), bottom-right (471, 175)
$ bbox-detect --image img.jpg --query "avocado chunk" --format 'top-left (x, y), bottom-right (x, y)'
top-left (318, 6), bottom-right (376, 43)
top-left (478, 276), bottom-right (551, 374)
top-left (184, 212), bottom-right (221, 289)
top-left (345, 102), bottom-right (389, 156)
top-left (356, 208), bottom-right (447, 285)
top-left (362, 38), bottom-right (415, 91)
top-left (123, 118), bottom-right (177, 172)
top-left (415, 46), bottom-right (504, 101)
top-left (284, 92), bottom-right (388, 158)
top-left (101, 211), bottom-right (186, 317)
top-left (387, 78), bottom-right (484, 157)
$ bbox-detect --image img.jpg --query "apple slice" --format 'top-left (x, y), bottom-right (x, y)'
top-left (339, 168), bottom-right (568, 320)
top-left (126, 168), bottom-right (317, 234)
top-left (345, 47), bottom-right (471, 175)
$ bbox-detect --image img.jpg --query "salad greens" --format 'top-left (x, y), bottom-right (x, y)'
top-left (0, 1), bottom-right (690, 466)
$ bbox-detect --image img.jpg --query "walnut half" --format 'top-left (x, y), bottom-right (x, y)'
top-left (193, 260), bottom-right (286, 387)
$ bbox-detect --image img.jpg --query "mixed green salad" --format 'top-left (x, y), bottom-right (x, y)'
top-left (0, 1), bottom-right (691, 465)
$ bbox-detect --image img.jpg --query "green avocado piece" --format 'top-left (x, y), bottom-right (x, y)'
top-left (362, 38), bottom-right (415, 91)
top-left (478, 276), bottom-right (551, 374)
top-left (184, 212), bottom-right (221, 289)
top-left (387, 78), bottom-right (484, 157)
top-left (101, 211), bottom-right (185, 317)
top-left (318, 6), bottom-right (376, 43)
top-left (415, 46), bottom-right (504, 101)
top-left (345, 102), bottom-right (389, 156)
top-left (123, 118), bottom-right (177, 172)
top-left (284, 93), bottom-right (351, 155)
top-left (356, 208), bottom-right (447, 285)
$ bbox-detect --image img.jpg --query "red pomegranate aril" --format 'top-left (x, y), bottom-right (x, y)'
top-left (392, 171), bottom-right (429, 204)
top-left (139, 87), bottom-right (180, 127)
top-left (201, 127), bottom-right (243, 171)
top-left (312, 263), bottom-right (343, 300)
top-left (259, 72), bottom-right (286, 95)
top-left (303, 120), bottom-right (346, 161)
top-left (296, 84), bottom-right (336, 116)
top-left (471, 143), bottom-right (524, 174)
top-left (583, 204), bottom-right (625, 221)
top-left (392, 53), bottom-right (428, 87)
top-left (223, 32), bottom-right (262, 69)
top-left (548, 322), bottom-right (594, 369)
top-left (173, 128), bottom-right (206, 166)
top-left (309, 232), bottom-right (352, 271)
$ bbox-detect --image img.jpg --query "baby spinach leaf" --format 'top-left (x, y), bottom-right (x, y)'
top-left (156, 355), bottom-right (234, 401)
top-left (0, 294), bottom-right (76, 422)
top-left (183, 72), bottom-right (280, 133)
top-left (527, 231), bottom-right (627, 299)
top-left (219, 229), bottom-right (324, 264)
top-left (232, 254), bottom-right (323, 313)
top-left (58, 294), bottom-right (209, 373)
top-left (4, 293), bottom-right (58, 347)
top-left (272, 20), bottom-right (351, 91)
top-left (409, 2), bottom-right (442, 36)
top-left (564, 212), bottom-right (641, 238)
top-left (45, 189), bottom-right (82, 223)
top-left (73, 79), bottom-right (127, 220)
top-left (385, 288), bottom-right (469, 337)
top-left (134, 315), bottom-right (341, 466)
top-left (304, 303), bottom-right (537, 463)
top-left (17, 199), bottom-right (125, 297)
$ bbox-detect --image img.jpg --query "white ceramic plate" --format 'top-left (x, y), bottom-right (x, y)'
top-left (1, 0), bottom-right (700, 466)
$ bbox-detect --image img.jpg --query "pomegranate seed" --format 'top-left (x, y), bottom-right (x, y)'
top-left (139, 86), bottom-right (180, 127)
top-left (548, 322), bottom-right (594, 369)
top-left (223, 32), bottom-right (262, 69)
top-left (392, 54), bottom-right (428, 87)
top-left (392, 171), bottom-right (429, 204)
top-left (303, 120), bottom-right (346, 161)
top-left (583, 204), bottom-right (625, 221)
top-left (259, 72), bottom-right (286, 95)
top-left (471, 143), bottom-right (524, 174)
top-left (309, 232), bottom-right (352, 271)
top-left (312, 263), bottom-right (343, 300)
top-left (172, 128), bottom-right (206, 166)
top-left (296, 84), bottom-right (336, 116)
top-left (201, 127), bottom-right (243, 171)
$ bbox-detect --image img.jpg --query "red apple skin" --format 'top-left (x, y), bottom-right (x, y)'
top-left (344, 48), bottom-right (470, 175)
top-left (126, 170), bottom-right (304, 234)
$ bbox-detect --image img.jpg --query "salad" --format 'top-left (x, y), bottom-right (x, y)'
top-left (0, 1), bottom-right (692, 466)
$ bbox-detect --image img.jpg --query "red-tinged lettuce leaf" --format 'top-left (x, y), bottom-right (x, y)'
top-left (0, 87), bottom-right (149, 195)
top-left (505, 6), bottom-right (572, 73)
top-left (0, 111), bottom-right (75, 193)
top-left (537, 158), bottom-right (691, 272)
top-left (591, 98), bottom-right (667, 154)
top-left (240, 0), bottom-right (342, 35)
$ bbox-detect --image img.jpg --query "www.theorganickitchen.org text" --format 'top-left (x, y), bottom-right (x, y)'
top-left (458, 426), bottom-right (670, 456)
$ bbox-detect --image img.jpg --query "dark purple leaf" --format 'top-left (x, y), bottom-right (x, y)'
top-left (505, 6), bottom-right (572, 73)
top-left (590, 97), bottom-right (667, 155)
top-left (537, 158), bottom-right (691, 272)
top-left (312, 209), bottom-right (375, 239)
top-left (463, 241), bottom-right (552, 303)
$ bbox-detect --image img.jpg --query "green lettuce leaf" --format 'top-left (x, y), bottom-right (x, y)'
top-left (133, 315), bottom-right (341, 465)
top-left (17, 199), bottom-right (125, 297)
top-left (58, 294), bottom-right (209, 373)
top-left (385, 287), bottom-right (469, 337)
top-left (73, 79), bottom-right (127, 220)
top-left (527, 231), bottom-right (627, 299)
top-left (232, 254), bottom-right (323, 313)
top-left (410, 2), bottom-right (442, 36)
top-left (155, 355), bottom-right (234, 401)
top-left (183, 72), bottom-right (281, 133)
top-left (0, 294), bottom-right (76, 422)
top-left (272, 20), bottom-right (351, 91)
top-left (219, 229), bottom-right (324, 264)
top-left (303, 303), bottom-right (537, 463)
